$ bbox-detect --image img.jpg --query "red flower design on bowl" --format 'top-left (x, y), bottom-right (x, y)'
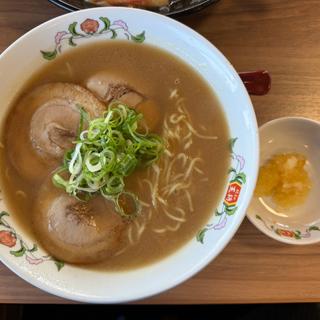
top-left (0, 230), bottom-right (16, 247)
top-left (80, 19), bottom-right (99, 34)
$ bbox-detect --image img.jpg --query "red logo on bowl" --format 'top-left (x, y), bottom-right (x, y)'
top-left (224, 181), bottom-right (242, 206)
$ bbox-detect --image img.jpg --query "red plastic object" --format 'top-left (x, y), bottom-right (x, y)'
top-left (238, 70), bottom-right (271, 95)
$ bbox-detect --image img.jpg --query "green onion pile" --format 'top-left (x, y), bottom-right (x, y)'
top-left (52, 101), bottom-right (164, 219)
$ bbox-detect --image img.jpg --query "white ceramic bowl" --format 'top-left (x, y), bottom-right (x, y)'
top-left (247, 117), bottom-right (320, 245)
top-left (0, 8), bottom-right (258, 302)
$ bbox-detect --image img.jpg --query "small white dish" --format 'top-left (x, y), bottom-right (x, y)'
top-left (247, 117), bottom-right (320, 245)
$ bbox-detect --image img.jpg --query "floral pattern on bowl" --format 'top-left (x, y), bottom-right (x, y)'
top-left (0, 211), bottom-right (64, 270)
top-left (41, 16), bottom-right (145, 60)
top-left (197, 138), bottom-right (246, 243)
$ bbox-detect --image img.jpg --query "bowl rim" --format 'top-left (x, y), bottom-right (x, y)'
top-left (0, 7), bottom-right (259, 303)
top-left (246, 116), bottom-right (320, 245)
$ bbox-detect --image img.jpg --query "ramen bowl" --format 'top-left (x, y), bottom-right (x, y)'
top-left (0, 8), bottom-right (258, 302)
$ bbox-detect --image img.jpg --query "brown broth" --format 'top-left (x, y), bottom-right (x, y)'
top-left (0, 41), bottom-right (230, 271)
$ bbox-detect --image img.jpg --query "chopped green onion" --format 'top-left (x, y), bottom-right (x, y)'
top-left (52, 101), bottom-right (164, 219)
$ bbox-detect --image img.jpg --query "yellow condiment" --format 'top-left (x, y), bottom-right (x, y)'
top-left (254, 153), bottom-right (311, 208)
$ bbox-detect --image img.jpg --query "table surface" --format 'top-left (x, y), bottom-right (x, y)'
top-left (1, 0), bottom-right (320, 304)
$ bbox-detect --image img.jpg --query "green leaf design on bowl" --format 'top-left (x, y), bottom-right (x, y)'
top-left (99, 16), bottom-right (111, 32)
top-left (68, 22), bottom-right (81, 36)
top-left (131, 31), bottom-right (146, 43)
top-left (54, 260), bottom-right (65, 271)
top-left (10, 246), bottom-right (26, 257)
top-left (40, 50), bottom-right (57, 60)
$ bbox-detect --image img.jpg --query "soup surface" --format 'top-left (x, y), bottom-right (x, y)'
top-left (0, 41), bottom-right (230, 270)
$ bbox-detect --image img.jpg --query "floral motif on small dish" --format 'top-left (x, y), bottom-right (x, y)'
top-left (255, 214), bottom-right (320, 240)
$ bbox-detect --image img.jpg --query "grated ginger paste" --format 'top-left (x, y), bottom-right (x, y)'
top-left (254, 153), bottom-right (311, 208)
